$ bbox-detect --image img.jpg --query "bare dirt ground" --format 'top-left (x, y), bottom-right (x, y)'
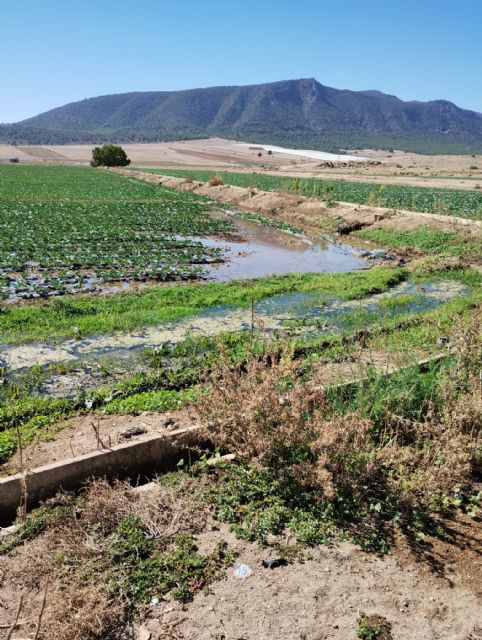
top-left (140, 520), bottom-right (482, 640)
top-left (15, 138), bottom-right (300, 168)
top-left (0, 144), bottom-right (35, 163)
top-left (16, 146), bottom-right (69, 161)
top-left (0, 410), bottom-right (196, 476)
top-left (9, 138), bottom-right (482, 190)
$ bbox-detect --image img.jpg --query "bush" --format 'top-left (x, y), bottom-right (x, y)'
top-left (197, 314), bottom-right (481, 547)
top-left (357, 613), bottom-right (393, 639)
top-left (208, 175), bottom-right (224, 186)
top-left (91, 144), bottom-right (131, 167)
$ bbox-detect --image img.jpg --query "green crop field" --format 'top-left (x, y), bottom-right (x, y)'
top-left (140, 168), bottom-right (482, 220)
top-left (0, 165), bottom-right (233, 300)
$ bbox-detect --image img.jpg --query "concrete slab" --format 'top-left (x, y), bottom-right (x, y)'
top-left (0, 426), bottom-right (201, 524)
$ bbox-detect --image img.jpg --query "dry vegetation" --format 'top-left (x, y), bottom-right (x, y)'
top-left (1, 312), bottom-right (480, 640)
top-left (199, 313), bottom-right (481, 521)
top-left (207, 174), bottom-right (224, 187)
top-left (0, 479), bottom-right (207, 640)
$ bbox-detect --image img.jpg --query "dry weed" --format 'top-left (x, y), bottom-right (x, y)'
top-left (1, 478), bottom-right (203, 640)
top-left (198, 320), bottom-right (481, 512)
top-left (208, 175), bottom-right (224, 187)
top-left (199, 350), bottom-right (326, 466)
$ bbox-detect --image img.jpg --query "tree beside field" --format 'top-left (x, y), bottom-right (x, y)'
top-left (91, 144), bottom-right (130, 167)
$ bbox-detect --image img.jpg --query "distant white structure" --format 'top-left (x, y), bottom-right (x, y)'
top-left (238, 142), bottom-right (368, 162)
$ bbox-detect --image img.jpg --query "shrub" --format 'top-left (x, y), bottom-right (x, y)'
top-left (91, 144), bottom-right (131, 167)
top-left (208, 174), bottom-right (224, 186)
top-left (357, 613), bottom-right (393, 639)
top-left (198, 314), bottom-right (481, 545)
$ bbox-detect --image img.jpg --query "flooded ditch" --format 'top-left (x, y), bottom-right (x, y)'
top-left (202, 212), bottom-right (367, 279)
top-left (0, 279), bottom-right (469, 398)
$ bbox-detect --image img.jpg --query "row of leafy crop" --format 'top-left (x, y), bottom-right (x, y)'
top-left (0, 167), bottom-right (235, 299)
top-left (0, 164), bottom-right (174, 202)
top-left (142, 168), bottom-right (482, 220)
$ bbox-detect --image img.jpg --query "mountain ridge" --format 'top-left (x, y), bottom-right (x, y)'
top-left (2, 78), bottom-right (482, 154)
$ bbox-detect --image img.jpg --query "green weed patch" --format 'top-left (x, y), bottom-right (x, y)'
top-left (109, 520), bottom-right (235, 603)
top-left (355, 227), bottom-right (481, 258)
top-left (0, 268), bottom-right (407, 344)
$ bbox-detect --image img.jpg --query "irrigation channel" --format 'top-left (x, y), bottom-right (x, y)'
top-left (1, 278), bottom-right (469, 398)
top-left (201, 211), bottom-right (366, 280)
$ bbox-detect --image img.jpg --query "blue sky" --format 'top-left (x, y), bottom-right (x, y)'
top-left (2, 0), bottom-right (481, 122)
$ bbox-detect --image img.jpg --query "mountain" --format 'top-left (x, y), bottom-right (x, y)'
top-left (2, 78), bottom-right (482, 153)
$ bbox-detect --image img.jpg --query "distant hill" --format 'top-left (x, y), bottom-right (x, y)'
top-left (2, 78), bottom-right (482, 153)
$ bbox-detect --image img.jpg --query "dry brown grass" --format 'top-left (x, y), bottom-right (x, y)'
top-left (208, 175), bottom-right (224, 187)
top-left (198, 350), bottom-right (325, 464)
top-left (1, 478), bottom-right (204, 640)
top-left (198, 350), bottom-right (380, 500)
top-left (198, 313), bottom-right (481, 510)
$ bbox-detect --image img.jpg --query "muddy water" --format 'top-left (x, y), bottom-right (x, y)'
top-left (1, 211), bottom-right (366, 303)
top-left (202, 213), bottom-right (365, 279)
top-left (1, 280), bottom-right (468, 378)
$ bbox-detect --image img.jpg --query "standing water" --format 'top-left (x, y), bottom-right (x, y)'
top-left (202, 212), bottom-right (366, 280)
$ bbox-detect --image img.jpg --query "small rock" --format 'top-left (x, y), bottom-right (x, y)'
top-left (150, 597), bottom-right (160, 606)
top-left (120, 425), bottom-right (147, 439)
top-left (137, 626), bottom-right (151, 640)
top-left (0, 525), bottom-right (20, 539)
top-left (262, 558), bottom-right (288, 570)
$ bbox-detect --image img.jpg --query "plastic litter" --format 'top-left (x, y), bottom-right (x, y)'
top-left (233, 563), bottom-right (252, 579)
